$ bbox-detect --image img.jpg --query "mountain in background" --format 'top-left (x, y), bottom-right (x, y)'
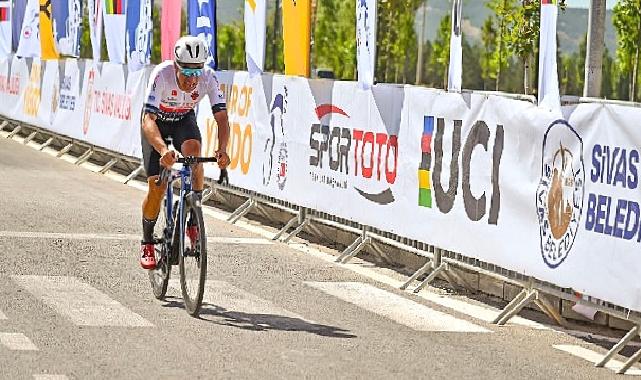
top-left (165, 0), bottom-right (618, 56)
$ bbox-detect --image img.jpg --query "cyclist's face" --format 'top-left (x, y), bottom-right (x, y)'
top-left (175, 63), bottom-right (203, 92)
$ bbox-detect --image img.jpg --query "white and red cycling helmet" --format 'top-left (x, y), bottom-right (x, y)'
top-left (174, 36), bottom-right (209, 66)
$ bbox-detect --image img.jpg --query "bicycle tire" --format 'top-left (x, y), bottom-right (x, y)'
top-left (179, 201), bottom-right (207, 317)
top-left (148, 199), bottom-right (172, 299)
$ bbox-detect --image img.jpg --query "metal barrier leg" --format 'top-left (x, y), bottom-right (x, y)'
top-left (273, 215), bottom-right (299, 241)
top-left (6, 125), bottom-right (21, 138)
top-left (534, 295), bottom-right (566, 327)
top-left (595, 325), bottom-right (640, 368)
top-left (0, 120), bottom-right (8, 131)
top-left (617, 346), bottom-right (641, 375)
top-left (496, 289), bottom-right (537, 326)
top-left (23, 131), bottom-right (38, 144)
top-left (228, 198), bottom-right (255, 224)
top-left (98, 158), bottom-right (119, 174)
top-left (283, 219), bottom-right (309, 243)
top-left (492, 288), bottom-right (528, 324)
top-left (56, 143), bottom-right (74, 157)
top-left (124, 165), bottom-right (145, 184)
top-left (400, 260), bottom-right (433, 290)
top-left (413, 263), bottom-right (448, 294)
top-left (74, 148), bottom-right (94, 165)
top-left (336, 226), bottom-right (371, 264)
top-left (39, 137), bottom-right (55, 151)
top-left (339, 236), bottom-right (371, 264)
top-left (201, 187), bottom-right (214, 203)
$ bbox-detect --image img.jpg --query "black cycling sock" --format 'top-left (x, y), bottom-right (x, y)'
top-left (142, 217), bottom-right (157, 243)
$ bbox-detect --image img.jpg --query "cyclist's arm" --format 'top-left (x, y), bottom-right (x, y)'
top-left (212, 107), bottom-right (229, 153)
top-left (142, 112), bottom-right (170, 156)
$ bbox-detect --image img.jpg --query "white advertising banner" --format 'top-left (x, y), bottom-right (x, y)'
top-left (6, 55), bottom-right (27, 119)
top-left (19, 56), bottom-right (42, 125)
top-left (51, 58), bottom-right (83, 137)
top-left (37, 58), bottom-right (59, 127)
top-left (84, 62), bottom-right (137, 156)
top-left (0, 56), bottom-right (20, 116)
top-left (244, 0), bottom-right (266, 75)
top-left (197, 70), bottom-right (270, 188)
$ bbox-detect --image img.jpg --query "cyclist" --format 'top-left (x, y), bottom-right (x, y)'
top-left (139, 36), bottom-right (230, 269)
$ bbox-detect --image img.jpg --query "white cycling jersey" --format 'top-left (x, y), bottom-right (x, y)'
top-left (143, 60), bottom-right (226, 122)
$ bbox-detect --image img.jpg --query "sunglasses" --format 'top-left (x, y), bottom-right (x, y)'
top-left (179, 67), bottom-right (203, 77)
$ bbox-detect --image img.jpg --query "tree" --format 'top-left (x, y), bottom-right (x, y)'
top-left (506, 0), bottom-right (539, 95)
top-left (217, 22), bottom-right (246, 70)
top-left (612, 0), bottom-right (641, 101)
top-left (480, 17), bottom-right (497, 90)
top-left (483, 0), bottom-right (517, 91)
top-left (313, 0), bottom-right (356, 79)
top-left (430, 15), bottom-right (451, 89)
top-left (376, 0), bottom-right (422, 84)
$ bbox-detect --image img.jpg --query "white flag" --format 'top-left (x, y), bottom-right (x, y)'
top-left (244, 0), bottom-right (266, 75)
top-left (103, 0), bottom-right (126, 64)
top-left (88, 0), bottom-right (103, 62)
top-left (16, 0), bottom-right (40, 58)
top-left (447, 0), bottom-right (463, 92)
top-left (538, 0), bottom-right (561, 113)
top-left (0, 0), bottom-right (12, 57)
top-left (356, 0), bottom-right (377, 89)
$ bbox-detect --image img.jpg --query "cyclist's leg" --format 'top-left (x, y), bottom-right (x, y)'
top-left (141, 127), bottom-right (169, 239)
top-left (173, 110), bottom-right (204, 191)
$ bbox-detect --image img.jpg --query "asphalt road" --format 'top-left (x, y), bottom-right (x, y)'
top-left (0, 136), bottom-right (634, 379)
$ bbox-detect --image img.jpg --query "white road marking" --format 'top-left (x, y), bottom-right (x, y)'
top-left (169, 280), bottom-right (309, 321)
top-left (0, 231), bottom-right (272, 245)
top-left (0, 332), bottom-right (38, 351)
top-left (305, 281), bottom-right (490, 333)
top-left (553, 344), bottom-right (641, 376)
top-left (33, 375), bottom-right (69, 380)
top-left (131, 173), bottom-right (549, 331)
top-left (290, 243), bottom-right (547, 330)
top-left (12, 276), bottom-right (153, 327)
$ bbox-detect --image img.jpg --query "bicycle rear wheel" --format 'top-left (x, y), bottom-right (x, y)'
top-left (179, 199), bottom-right (207, 316)
top-left (148, 200), bottom-right (172, 299)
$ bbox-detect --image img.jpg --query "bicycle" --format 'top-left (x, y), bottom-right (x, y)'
top-left (148, 155), bottom-right (228, 317)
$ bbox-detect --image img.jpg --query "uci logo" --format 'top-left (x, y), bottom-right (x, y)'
top-left (536, 120), bottom-right (585, 268)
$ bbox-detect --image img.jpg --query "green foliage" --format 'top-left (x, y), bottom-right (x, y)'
top-left (313, 0), bottom-right (356, 80)
top-left (429, 15), bottom-right (451, 89)
top-left (481, 0), bottom-right (517, 90)
top-left (217, 22), bottom-right (246, 70)
top-left (376, 0), bottom-right (422, 84)
top-left (612, 0), bottom-right (641, 101)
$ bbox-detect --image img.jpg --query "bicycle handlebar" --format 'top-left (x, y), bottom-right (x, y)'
top-left (154, 156), bottom-right (229, 186)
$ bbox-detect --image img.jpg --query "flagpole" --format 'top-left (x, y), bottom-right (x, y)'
top-left (583, 0), bottom-right (606, 98)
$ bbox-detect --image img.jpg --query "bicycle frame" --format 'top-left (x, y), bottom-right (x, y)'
top-left (162, 164), bottom-right (193, 256)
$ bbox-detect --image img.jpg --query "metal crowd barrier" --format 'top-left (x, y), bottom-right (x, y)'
top-left (3, 93), bottom-right (641, 374)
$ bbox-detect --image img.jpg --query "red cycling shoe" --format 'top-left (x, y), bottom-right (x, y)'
top-left (140, 243), bottom-right (156, 269)
top-left (186, 225), bottom-right (199, 246)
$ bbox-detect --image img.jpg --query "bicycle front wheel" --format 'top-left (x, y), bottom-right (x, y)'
top-left (149, 199), bottom-right (172, 300)
top-left (179, 200), bottom-right (207, 317)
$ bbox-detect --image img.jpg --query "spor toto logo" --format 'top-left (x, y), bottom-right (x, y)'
top-left (536, 120), bottom-right (585, 268)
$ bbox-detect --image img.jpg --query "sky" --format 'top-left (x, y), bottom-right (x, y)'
top-left (565, 0), bottom-right (618, 9)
